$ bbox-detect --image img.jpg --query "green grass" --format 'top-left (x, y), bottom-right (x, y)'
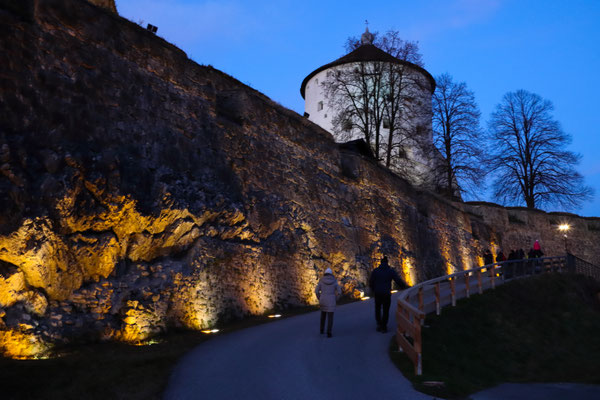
top-left (390, 273), bottom-right (600, 399)
top-left (0, 304), bottom-right (319, 400)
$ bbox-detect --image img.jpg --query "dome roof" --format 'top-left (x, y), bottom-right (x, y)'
top-left (300, 43), bottom-right (436, 99)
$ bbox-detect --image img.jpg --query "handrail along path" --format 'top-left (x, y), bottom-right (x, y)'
top-left (395, 254), bottom-right (600, 375)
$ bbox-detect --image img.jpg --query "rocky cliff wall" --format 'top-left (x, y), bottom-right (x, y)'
top-left (464, 203), bottom-right (600, 263)
top-left (0, 0), bottom-right (598, 358)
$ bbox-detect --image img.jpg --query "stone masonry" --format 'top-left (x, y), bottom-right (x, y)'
top-left (0, 0), bottom-right (598, 358)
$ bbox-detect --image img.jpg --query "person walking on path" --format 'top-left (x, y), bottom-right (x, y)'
top-left (315, 268), bottom-right (341, 338)
top-left (369, 256), bottom-right (406, 333)
top-left (483, 249), bottom-right (494, 266)
top-left (533, 240), bottom-right (544, 258)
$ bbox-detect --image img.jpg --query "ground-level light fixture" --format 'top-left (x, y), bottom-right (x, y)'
top-left (358, 290), bottom-right (370, 300)
top-left (268, 314), bottom-right (282, 318)
top-left (201, 329), bottom-right (220, 334)
top-left (133, 338), bottom-right (162, 346)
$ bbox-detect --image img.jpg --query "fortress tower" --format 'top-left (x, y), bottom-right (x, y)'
top-left (300, 28), bottom-right (443, 190)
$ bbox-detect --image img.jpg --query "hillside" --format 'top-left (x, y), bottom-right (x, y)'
top-left (394, 273), bottom-right (600, 398)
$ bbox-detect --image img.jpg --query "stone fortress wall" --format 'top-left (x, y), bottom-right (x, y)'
top-left (86, 0), bottom-right (116, 13)
top-left (0, 0), bottom-right (598, 358)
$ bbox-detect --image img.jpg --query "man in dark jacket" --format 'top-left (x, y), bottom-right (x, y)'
top-left (369, 256), bottom-right (406, 333)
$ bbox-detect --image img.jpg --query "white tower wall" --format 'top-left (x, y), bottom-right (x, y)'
top-left (303, 61), bottom-right (439, 188)
top-left (303, 70), bottom-right (335, 133)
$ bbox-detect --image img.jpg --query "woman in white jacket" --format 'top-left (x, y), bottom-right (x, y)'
top-left (315, 268), bottom-right (341, 337)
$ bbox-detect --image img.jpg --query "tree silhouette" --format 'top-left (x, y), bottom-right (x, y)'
top-left (432, 74), bottom-right (485, 198)
top-left (323, 30), bottom-right (430, 173)
top-left (487, 90), bottom-right (593, 210)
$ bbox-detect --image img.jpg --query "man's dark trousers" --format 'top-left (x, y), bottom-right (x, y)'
top-left (374, 293), bottom-right (392, 330)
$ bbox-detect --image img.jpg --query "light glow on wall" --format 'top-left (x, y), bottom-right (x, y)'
top-left (401, 257), bottom-right (416, 286)
top-left (0, 330), bottom-right (50, 359)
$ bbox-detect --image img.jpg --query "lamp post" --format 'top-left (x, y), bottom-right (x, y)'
top-left (558, 224), bottom-right (570, 254)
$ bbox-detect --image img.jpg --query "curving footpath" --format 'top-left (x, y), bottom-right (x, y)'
top-left (164, 293), bottom-right (431, 400)
top-left (164, 293), bottom-right (600, 400)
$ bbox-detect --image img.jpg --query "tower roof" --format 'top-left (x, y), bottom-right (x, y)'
top-left (361, 27), bottom-right (374, 45)
top-left (300, 42), bottom-right (436, 99)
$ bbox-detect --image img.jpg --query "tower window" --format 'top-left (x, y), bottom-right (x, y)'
top-left (318, 101), bottom-right (323, 111)
top-left (343, 119), bottom-right (353, 131)
top-left (383, 118), bottom-right (390, 129)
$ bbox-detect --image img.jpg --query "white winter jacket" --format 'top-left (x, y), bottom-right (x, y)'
top-left (315, 274), bottom-right (341, 312)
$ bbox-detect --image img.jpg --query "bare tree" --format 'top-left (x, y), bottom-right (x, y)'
top-left (345, 30), bottom-right (423, 67)
top-left (432, 74), bottom-right (485, 198)
top-left (487, 90), bottom-right (593, 210)
top-left (380, 31), bottom-right (425, 169)
top-left (324, 30), bottom-right (425, 167)
top-left (325, 60), bottom-right (384, 152)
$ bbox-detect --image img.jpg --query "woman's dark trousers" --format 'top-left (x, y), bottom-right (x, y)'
top-left (320, 311), bottom-right (334, 335)
top-left (375, 293), bottom-right (391, 331)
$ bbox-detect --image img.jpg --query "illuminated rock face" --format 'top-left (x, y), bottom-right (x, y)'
top-left (0, 0), bottom-right (598, 357)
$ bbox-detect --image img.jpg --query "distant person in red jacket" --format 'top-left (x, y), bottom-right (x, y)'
top-left (369, 256), bottom-right (406, 333)
top-left (533, 240), bottom-right (544, 258)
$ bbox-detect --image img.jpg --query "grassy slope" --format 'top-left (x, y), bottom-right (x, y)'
top-left (391, 273), bottom-right (600, 399)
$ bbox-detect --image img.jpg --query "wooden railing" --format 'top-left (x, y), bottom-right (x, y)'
top-left (396, 255), bottom-right (571, 376)
top-left (571, 254), bottom-right (600, 282)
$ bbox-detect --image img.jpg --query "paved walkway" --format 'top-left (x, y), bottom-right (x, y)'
top-left (164, 294), bottom-right (431, 400)
top-left (164, 294), bottom-right (600, 400)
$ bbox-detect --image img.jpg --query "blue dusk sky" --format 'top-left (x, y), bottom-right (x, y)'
top-left (116, 0), bottom-right (600, 217)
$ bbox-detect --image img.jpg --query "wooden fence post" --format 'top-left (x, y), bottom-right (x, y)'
top-left (465, 272), bottom-right (470, 298)
top-left (435, 282), bottom-right (441, 315)
top-left (450, 277), bottom-right (456, 306)
top-left (414, 315), bottom-right (422, 376)
top-left (490, 264), bottom-right (495, 289)
top-left (477, 269), bottom-right (482, 294)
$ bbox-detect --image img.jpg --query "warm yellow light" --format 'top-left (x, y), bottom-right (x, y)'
top-left (0, 330), bottom-right (50, 359)
top-left (268, 314), bottom-right (282, 318)
top-left (201, 329), bottom-right (219, 334)
top-left (391, 290), bottom-right (398, 294)
top-left (558, 224), bottom-right (570, 232)
top-left (360, 296), bottom-right (370, 301)
top-left (132, 338), bottom-right (162, 346)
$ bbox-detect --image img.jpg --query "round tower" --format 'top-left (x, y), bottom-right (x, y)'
top-left (300, 29), bottom-right (439, 188)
